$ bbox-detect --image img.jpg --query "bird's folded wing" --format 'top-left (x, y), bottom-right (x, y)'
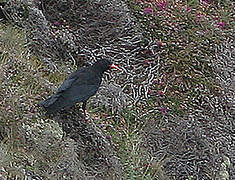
top-left (65, 84), bottom-right (99, 102)
top-left (57, 69), bottom-right (95, 93)
top-left (57, 78), bottom-right (76, 93)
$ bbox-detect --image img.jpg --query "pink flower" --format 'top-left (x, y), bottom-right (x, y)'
top-left (157, 1), bottom-right (167, 10)
top-left (54, 21), bottom-right (60, 26)
top-left (144, 59), bottom-right (151, 65)
top-left (196, 13), bottom-right (201, 18)
top-left (213, 16), bottom-right (218, 21)
top-left (158, 90), bottom-right (164, 96)
top-left (136, 0), bottom-right (142, 4)
top-left (186, 7), bottom-right (191, 12)
top-left (202, 0), bottom-right (210, 4)
top-left (151, 23), bottom-right (156, 28)
top-left (217, 22), bottom-right (225, 29)
top-left (159, 82), bottom-right (164, 86)
top-left (152, 80), bottom-right (158, 84)
top-left (143, 7), bottom-right (153, 14)
top-left (106, 135), bottom-right (111, 140)
top-left (157, 41), bottom-right (163, 47)
top-left (149, 90), bottom-right (155, 95)
top-left (195, 13), bottom-right (204, 22)
top-left (159, 107), bottom-right (168, 115)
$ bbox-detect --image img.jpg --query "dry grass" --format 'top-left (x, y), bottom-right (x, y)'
top-left (0, 0), bottom-right (234, 179)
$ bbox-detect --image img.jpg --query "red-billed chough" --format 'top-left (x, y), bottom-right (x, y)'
top-left (40, 59), bottom-right (120, 115)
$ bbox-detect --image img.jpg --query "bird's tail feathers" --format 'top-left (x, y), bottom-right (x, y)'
top-left (39, 94), bottom-right (64, 115)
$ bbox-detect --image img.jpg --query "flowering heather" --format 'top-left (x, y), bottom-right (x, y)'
top-left (186, 7), bottom-right (191, 12)
top-left (202, 0), bottom-right (210, 4)
top-left (149, 89), bottom-right (155, 95)
top-left (196, 13), bottom-right (201, 18)
top-left (151, 23), bottom-right (156, 28)
top-left (159, 107), bottom-right (168, 115)
top-left (156, 1), bottom-right (167, 10)
top-left (157, 41), bottom-right (163, 47)
top-left (143, 7), bottom-right (153, 14)
top-left (54, 21), bottom-right (60, 26)
top-left (152, 80), bottom-right (158, 85)
top-left (158, 90), bottom-right (164, 96)
top-left (106, 135), bottom-right (111, 140)
top-left (217, 22), bottom-right (226, 29)
top-left (213, 16), bottom-right (218, 21)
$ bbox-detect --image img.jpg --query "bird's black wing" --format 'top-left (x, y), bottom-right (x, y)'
top-left (40, 67), bottom-right (101, 114)
top-left (56, 68), bottom-right (101, 103)
top-left (57, 67), bottom-right (87, 93)
top-left (63, 84), bottom-right (99, 103)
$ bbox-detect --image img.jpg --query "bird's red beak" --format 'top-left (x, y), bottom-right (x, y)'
top-left (110, 64), bottom-right (121, 71)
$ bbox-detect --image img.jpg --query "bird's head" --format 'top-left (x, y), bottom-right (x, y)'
top-left (94, 59), bottom-right (121, 73)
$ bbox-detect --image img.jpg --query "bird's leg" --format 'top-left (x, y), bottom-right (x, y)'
top-left (82, 101), bottom-right (87, 118)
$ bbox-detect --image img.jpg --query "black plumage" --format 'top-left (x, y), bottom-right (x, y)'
top-left (40, 59), bottom-right (120, 115)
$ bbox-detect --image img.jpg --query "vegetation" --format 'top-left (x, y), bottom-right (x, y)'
top-left (0, 0), bottom-right (234, 179)
top-left (127, 0), bottom-right (233, 115)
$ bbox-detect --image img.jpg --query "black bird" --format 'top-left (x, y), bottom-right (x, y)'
top-left (40, 59), bottom-right (120, 115)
